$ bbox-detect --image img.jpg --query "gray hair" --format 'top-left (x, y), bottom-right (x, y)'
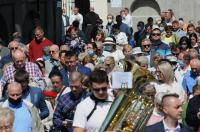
top-left (0, 107), bottom-right (15, 127)
top-left (136, 56), bottom-right (149, 65)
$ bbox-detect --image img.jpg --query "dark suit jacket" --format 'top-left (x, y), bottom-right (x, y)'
top-left (60, 63), bottom-right (92, 87)
top-left (144, 121), bottom-right (194, 132)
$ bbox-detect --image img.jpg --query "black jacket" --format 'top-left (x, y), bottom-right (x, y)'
top-left (144, 121), bottom-right (193, 132)
top-left (186, 95), bottom-right (200, 131)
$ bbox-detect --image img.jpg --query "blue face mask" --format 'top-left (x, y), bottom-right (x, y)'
top-left (87, 49), bottom-right (95, 56)
top-left (104, 45), bottom-right (113, 52)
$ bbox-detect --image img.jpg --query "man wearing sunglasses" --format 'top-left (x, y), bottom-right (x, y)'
top-left (73, 69), bottom-right (113, 132)
top-left (150, 28), bottom-right (171, 66)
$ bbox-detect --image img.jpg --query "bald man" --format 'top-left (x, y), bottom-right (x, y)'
top-left (53, 71), bottom-right (89, 132)
top-left (29, 26), bottom-right (53, 62)
top-left (0, 49), bottom-right (42, 99)
top-left (1, 82), bottom-right (44, 132)
top-left (183, 59), bottom-right (200, 97)
top-left (144, 93), bottom-right (193, 132)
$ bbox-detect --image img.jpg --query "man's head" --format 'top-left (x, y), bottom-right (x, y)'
top-left (12, 49), bottom-right (26, 69)
top-left (49, 44), bottom-right (59, 60)
top-left (34, 26), bottom-right (44, 44)
top-left (124, 8), bottom-right (129, 15)
top-left (14, 69), bottom-right (29, 91)
top-left (116, 15), bottom-right (122, 24)
top-left (136, 56), bottom-right (149, 70)
top-left (187, 24), bottom-right (196, 35)
top-left (190, 59), bottom-right (200, 76)
top-left (151, 28), bottom-right (161, 41)
top-left (86, 42), bottom-right (97, 57)
top-left (8, 41), bottom-right (20, 53)
top-left (64, 51), bottom-right (78, 72)
top-left (73, 7), bottom-right (79, 15)
top-left (49, 71), bottom-right (63, 93)
top-left (104, 56), bottom-right (115, 74)
top-left (7, 82), bottom-right (23, 106)
top-left (0, 107), bottom-right (14, 132)
top-left (107, 14), bottom-right (114, 24)
top-left (59, 50), bottom-right (67, 65)
top-left (103, 37), bottom-right (116, 53)
top-left (172, 20), bottom-right (180, 32)
top-left (161, 93), bottom-right (182, 121)
top-left (69, 71), bottom-right (83, 96)
top-left (89, 69), bottom-right (109, 100)
top-left (141, 38), bottom-right (151, 52)
top-left (122, 44), bottom-right (132, 59)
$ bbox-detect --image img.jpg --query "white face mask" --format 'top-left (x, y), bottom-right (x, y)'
top-left (107, 19), bottom-right (112, 23)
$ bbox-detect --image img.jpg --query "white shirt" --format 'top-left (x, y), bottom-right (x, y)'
top-left (123, 14), bottom-right (133, 28)
top-left (163, 120), bottom-right (181, 132)
top-left (69, 13), bottom-right (83, 30)
top-left (114, 32), bottom-right (128, 45)
top-left (153, 81), bottom-right (185, 102)
top-left (73, 95), bottom-right (113, 132)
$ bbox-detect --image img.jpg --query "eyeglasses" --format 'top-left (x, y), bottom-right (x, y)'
top-left (49, 51), bottom-right (56, 54)
top-left (51, 81), bottom-right (61, 84)
top-left (143, 45), bottom-right (150, 48)
top-left (93, 87), bottom-right (107, 92)
top-left (172, 53), bottom-right (180, 56)
top-left (152, 33), bottom-right (161, 36)
top-left (10, 47), bottom-right (18, 50)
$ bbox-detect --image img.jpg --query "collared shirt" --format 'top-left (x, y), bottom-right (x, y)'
top-left (182, 70), bottom-right (198, 94)
top-left (163, 120), bottom-right (180, 132)
top-left (0, 62), bottom-right (42, 88)
top-left (9, 101), bottom-right (32, 132)
top-left (53, 90), bottom-right (90, 128)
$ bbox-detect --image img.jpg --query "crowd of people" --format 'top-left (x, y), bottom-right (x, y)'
top-left (1, 5), bottom-right (200, 132)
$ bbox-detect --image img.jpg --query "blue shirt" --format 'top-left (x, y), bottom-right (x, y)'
top-left (182, 71), bottom-right (197, 94)
top-left (9, 101), bottom-right (32, 132)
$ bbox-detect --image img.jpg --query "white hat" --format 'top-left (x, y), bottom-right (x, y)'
top-left (103, 37), bottom-right (115, 45)
top-left (166, 56), bottom-right (177, 62)
top-left (132, 47), bottom-right (143, 55)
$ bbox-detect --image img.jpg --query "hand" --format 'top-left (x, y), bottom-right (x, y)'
top-left (197, 112), bottom-right (200, 119)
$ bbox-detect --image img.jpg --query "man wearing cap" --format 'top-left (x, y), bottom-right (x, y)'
top-left (102, 37), bottom-right (124, 63)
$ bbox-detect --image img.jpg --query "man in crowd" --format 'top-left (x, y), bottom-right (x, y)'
top-left (29, 26), bottom-right (53, 62)
top-left (69, 7), bottom-right (83, 30)
top-left (45, 44), bottom-right (60, 74)
top-left (82, 6), bottom-right (99, 41)
top-left (0, 49), bottom-right (42, 99)
top-left (0, 40), bottom-right (20, 78)
top-left (1, 82), bottom-right (44, 132)
top-left (53, 71), bottom-right (89, 132)
top-left (59, 51), bottom-right (91, 87)
top-left (14, 69), bottom-right (49, 120)
top-left (49, 70), bottom-right (71, 104)
top-left (0, 107), bottom-right (14, 132)
top-left (182, 58), bottom-right (200, 98)
top-left (144, 93), bottom-right (193, 132)
top-left (73, 69), bottom-right (113, 132)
